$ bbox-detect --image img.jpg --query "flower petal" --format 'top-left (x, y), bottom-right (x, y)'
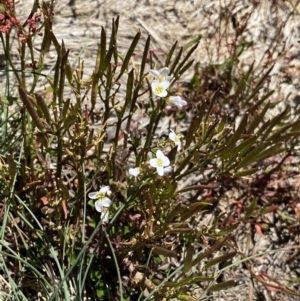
top-left (102, 197), bottom-right (112, 207)
top-left (129, 167), bottom-right (140, 177)
top-left (164, 166), bottom-right (173, 175)
top-left (169, 131), bottom-right (177, 141)
top-left (159, 67), bottom-right (170, 76)
top-left (172, 96), bottom-right (187, 108)
top-left (95, 200), bottom-right (103, 212)
top-left (156, 149), bottom-right (164, 159)
top-left (160, 80), bottom-right (170, 89)
top-left (156, 166), bottom-right (165, 176)
top-left (100, 186), bottom-right (110, 194)
top-left (149, 158), bottom-right (158, 168)
top-left (88, 192), bottom-right (98, 199)
top-left (162, 156), bottom-right (170, 166)
top-left (101, 211), bottom-right (109, 223)
top-left (149, 69), bottom-right (160, 78)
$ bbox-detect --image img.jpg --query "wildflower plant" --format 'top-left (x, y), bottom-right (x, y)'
top-left (0, 1), bottom-right (300, 301)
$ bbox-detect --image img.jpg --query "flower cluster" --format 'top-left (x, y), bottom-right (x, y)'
top-left (149, 67), bottom-right (187, 108)
top-left (89, 67), bottom-right (186, 221)
top-left (88, 186), bottom-right (112, 223)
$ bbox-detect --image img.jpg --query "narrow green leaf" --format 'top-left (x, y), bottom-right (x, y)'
top-left (34, 93), bottom-right (52, 125)
top-left (61, 114), bottom-right (77, 132)
top-left (177, 60), bottom-right (195, 78)
top-left (204, 252), bottom-right (236, 269)
top-left (174, 42), bottom-right (199, 76)
top-left (180, 202), bottom-right (209, 222)
top-left (102, 46), bottom-right (115, 72)
top-left (165, 203), bottom-right (185, 223)
top-left (18, 86), bottom-right (45, 132)
top-left (151, 246), bottom-right (177, 257)
top-left (244, 199), bottom-right (257, 218)
top-left (125, 69), bottom-right (134, 107)
top-left (178, 295), bottom-right (196, 301)
top-left (100, 26), bottom-right (107, 69)
top-left (117, 31), bottom-right (141, 80)
top-left (169, 46), bottom-right (183, 75)
top-left (139, 35), bottom-right (151, 80)
top-left (233, 168), bottom-right (258, 178)
top-left (91, 45), bottom-right (101, 110)
top-left (183, 35), bottom-right (201, 51)
top-left (183, 244), bottom-right (194, 273)
top-left (221, 136), bottom-right (258, 160)
top-left (192, 236), bottom-right (229, 266)
top-left (246, 101), bottom-right (270, 134)
top-left (164, 274), bottom-right (194, 288)
top-left (40, 1), bottom-right (52, 53)
top-left (235, 143), bottom-right (283, 170)
top-left (165, 41), bottom-right (178, 67)
top-left (207, 280), bottom-right (236, 292)
top-left (109, 17), bottom-right (118, 65)
top-left (61, 98), bottom-right (70, 120)
top-left (59, 49), bottom-right (70, 105)
top-left (226, 113), bottom-right (248, 148)
top-left (245, 64), bottom-right (275, 103)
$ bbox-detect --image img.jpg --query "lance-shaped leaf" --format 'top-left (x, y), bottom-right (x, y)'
top-left (183, 244), bottom-right (194, 273)
top-left (164, 274), bottom-right (194, 288)
top-left (173, 42), bottom-right (199, 76)
top-left (19, 86), bottom-right (45, 132)
top-left (183, 35), bottom-right (202, 51)
top-left (192, 236), bottom-right (229, 266)
top-left (125, 69), bottom-right (134, 107)
top-left (165, 41), bottom-right (178, 67)
top-left (34, 93), bottom-right (52, 125)
top-left (246, 100), bottom-right (270, 135)
top-left (204, 252), bottom-right (236, 269)
top-left (177, 295), bottom-right (196, 301)
top-left (165, 203), bottom-right (185, 223)
top-left (139, 35), bottom-right (150, 81)
top-left (59, 48), bottom-right (70, 107)
top-left (151, 246), bottom-right (177, 258)
top-left (40, 1), bottom-right (52, 53)
top-left (179, 202), bottom-right (209, 222)
top-left (233, 168), bottom-right (258, 178)
top-left (169, 46), bottom-right (183, 75)
top-left (116, 31), bottom-right (141, 81)
top-left (221, 135), bottom-right (258, 161)
top-left (235, 143), bottom-right (283, 170)
top-left (108, 16), bottom-right (119, 65)
top-left (207, 280), bottom-right (236, 292)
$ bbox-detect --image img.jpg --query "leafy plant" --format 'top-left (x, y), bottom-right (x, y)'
top-left (0, 1), bottom-right (300, 300)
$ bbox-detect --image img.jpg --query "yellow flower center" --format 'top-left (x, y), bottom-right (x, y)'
top-left (96, 192), bottom-right (105, 200)
top-left (155, 85), bottom-right (164, 95)
top-left (157, 158), bottom-right (163, 167)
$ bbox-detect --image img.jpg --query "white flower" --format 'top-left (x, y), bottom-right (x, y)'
top-left (88, 186), bottom-right (112, 222)
top-left (169, 130), bottom-right (182, 151)
top-left (151, 80), bottom-right (170, 97)
top-left (129, 167), bottom-right (141, 177)
top-left (167, 96), bottom-right (187, 108)
top-left (149, 150), bottom-right (170, 176)
top-left (149, 67), bottom-right (172, 82)
top-left (163, 166), bottom-right (173, 175)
